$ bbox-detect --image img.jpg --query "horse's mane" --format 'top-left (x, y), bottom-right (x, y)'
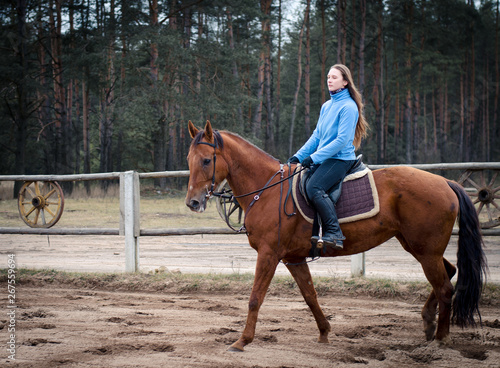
top-left (192, 129), bottom-right (279, 163)
top-left (220, 131), bottom-right (279, 163)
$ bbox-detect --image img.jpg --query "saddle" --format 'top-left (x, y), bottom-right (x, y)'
top-left (292, 155), bottom-right (380, 225)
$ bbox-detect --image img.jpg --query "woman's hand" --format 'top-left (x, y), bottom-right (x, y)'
top-left (301, 156), bottom-right (314, 168)
top-left (287, 156), bottom-right (300, 164)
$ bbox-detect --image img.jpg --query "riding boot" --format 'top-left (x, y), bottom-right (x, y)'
top-left (310, 190), bottom-right (345, 250)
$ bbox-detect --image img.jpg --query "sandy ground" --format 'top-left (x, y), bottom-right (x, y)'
top-left (0, 234), bottom-right (499, 282)
top-left (1, 234), bottom-right (499, 367)
top-left (1, 285), bottom-right (499, 368)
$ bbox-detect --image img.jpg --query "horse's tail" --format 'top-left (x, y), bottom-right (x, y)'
top-left (447, 181), bottom-right (488, 328)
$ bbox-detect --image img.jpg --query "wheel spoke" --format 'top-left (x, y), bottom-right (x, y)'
top-left (26, 186), bottom-right (36, 199)
top-left (465, 177), bottom-right (481, 190)
top-left (477, 202), bottom-right (485, 215)
top-left (473, 198), bottom-right (481, 205)
top-left (25, 205), bottom-right (36, 217)
top-left (44, 206), bottom-right (56, 217)
top-left (493, 185), bottom-right (500, 193)
top-left (34, 208), bottom-right (40, 224)
top-left (479, 171), bottom-right (486, 187)
top-left (40, 209), bottom-right (46, 225)
top-left (491, 201), bottom-right (500, 210)
top-left (228, 205), bottom-right (240, 216)
top-left (485, 203), bottom-right (494, 222)
top-left (458, 170), bottom-right (472, 184)
top-left (34, 182), bottom-right (41, 196)
top-left (488, 172), bottom-right (499, 187)
top-left (44, 187), bottom-right (57, 199)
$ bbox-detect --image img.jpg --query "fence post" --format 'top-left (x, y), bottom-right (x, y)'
top-left (120, 171), bottom-right (140, 272)
top-left (351, 253), bottom-right (365, 277)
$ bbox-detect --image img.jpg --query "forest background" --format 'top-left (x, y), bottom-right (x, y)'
top-left (1, 0), bottom-right (499, 192)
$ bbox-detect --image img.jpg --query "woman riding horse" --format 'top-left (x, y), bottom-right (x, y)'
top-left (185, 120), bottom-right (486, 352)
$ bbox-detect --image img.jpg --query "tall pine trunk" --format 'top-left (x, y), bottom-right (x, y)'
top-left (288, 16), bottom-right (306, 156)
top-left (304, 0), bottom-right (311, 137)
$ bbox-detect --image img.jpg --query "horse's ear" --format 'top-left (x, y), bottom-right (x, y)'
top-left (204, 120), bottom-right (214, 144)
top-left (188, 120), bottom-right (199, 139)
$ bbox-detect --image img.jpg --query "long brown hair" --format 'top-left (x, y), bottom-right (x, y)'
top-left (331, 64), bottom-right (369, 149)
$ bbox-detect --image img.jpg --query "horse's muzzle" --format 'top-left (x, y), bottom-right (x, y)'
top-left (186, 196), bottom-right (207, 213)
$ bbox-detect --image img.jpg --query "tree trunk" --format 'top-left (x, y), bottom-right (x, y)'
top-left (304, 0), bottom-right (311, 137)
top-left (150, 0), bottom-right (166, 188)
top-left (459, 71), bottom-right (464, 160)
top-left (403, 1), bottom-right (413, 164)
top-left (253, 0), bottom-right (272, 140)
top-left (13, 0), bottom-right (28, 197)
top-left (373, 0), bottom-right (383, 163)
top-left (263, 1), bottom-right (274, 152)
top-left (358, 0), bottom-right (366, 94)
top-left (288, 16), bottom-right (306, 156)
top-left (350, 0), bottom-right (356, 72)
top-left (50, 0), bottom-right (67, 174)
top-left (227, 9), bottom-right (243, 124)
top-left (320, 0), bottom-right (327, 103)
top-left (337, 0), bottom-right (346, 64)
top-left (276, 0), bottom-right (282, 148)
top-left (494, 0), bottom-right (499, 156)
top-left (99, 0), bottom-right (115, 186)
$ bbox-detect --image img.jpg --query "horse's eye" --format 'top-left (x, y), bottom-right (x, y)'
top-left (203, 158), bottom-right (211, 167)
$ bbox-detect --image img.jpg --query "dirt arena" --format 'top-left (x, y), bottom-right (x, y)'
top-left (1, 234), bottom-right (500, 367)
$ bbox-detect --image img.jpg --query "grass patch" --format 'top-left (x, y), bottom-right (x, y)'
top-left (1, 268), bottom-right (497, 306)
top-left (0, 189), bottom-right (223, 228)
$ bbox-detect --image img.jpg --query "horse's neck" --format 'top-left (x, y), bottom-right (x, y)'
top-left (221, 134), bottom-right (279, 206)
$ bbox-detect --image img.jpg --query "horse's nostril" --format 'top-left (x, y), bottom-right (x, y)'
top-left (189, 199), bottom-right (200, 210)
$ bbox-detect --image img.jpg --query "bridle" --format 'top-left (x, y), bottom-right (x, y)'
top-left (194, 137), bottom-right (315, 265)
top-left (196, 138), bottom-right (305, 201)
top-left (197, 140), bottom-right (219, 199)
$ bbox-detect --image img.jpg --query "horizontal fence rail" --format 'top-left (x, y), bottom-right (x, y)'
top-left (1, 162), bottom-right (499, 273)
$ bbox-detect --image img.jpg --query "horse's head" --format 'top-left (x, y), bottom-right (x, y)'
top-left (185, 120), bottom-right (228, 212)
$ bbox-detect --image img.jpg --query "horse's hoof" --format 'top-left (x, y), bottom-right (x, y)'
top-left (423, 322), bottom-right (436, 341)
top-left (436, 336), bottom-right (451, 347)
top-left (318, 336), bottom-right (329, 344)
top-left (228, 342), bottom-right (245, 352)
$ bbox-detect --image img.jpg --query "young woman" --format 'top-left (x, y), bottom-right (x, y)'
top-left (288, 64), bottom-right (369, 250)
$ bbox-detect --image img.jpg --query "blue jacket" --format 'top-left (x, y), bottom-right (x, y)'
top-left (294, 89), bottom-right (358, 164)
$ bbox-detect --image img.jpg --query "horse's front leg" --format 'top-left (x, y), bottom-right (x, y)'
top-left (229, 250), bottom-right (279, 352)
top-left (285, 259), bottom-right (331, 343)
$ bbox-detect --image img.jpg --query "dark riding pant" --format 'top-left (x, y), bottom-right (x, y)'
top-left (305, 158), bottom-right (355, 198)
top-left (306, 158), bottom-right (356, 248)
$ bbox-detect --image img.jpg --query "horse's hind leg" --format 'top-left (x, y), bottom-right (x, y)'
top-left (421, 258), bottom-right (456, 341)
top-left (396, 234), bottom-right (456, 343)
top-left (285, 260), bottom-right (331, 343)
top-left (418, 256), bottom-right (454, 344)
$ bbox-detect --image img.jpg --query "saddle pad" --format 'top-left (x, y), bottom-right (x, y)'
top-left (292, 167), bottom-right (380, 224)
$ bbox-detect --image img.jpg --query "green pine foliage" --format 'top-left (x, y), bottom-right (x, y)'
top-left (0, 0), bottom-right (498, 186)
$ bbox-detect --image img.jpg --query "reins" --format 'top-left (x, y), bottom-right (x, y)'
top-left (199, 138), bottom-right (305, 201)
top-left (197, 137), bottom-right (317, 266)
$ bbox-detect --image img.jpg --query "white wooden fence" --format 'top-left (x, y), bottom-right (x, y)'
top-left (1, 162), bottom-right (499, 274)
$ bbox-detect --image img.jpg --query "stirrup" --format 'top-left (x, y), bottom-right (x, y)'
top-left (310, 235), bottom-right (343, 250)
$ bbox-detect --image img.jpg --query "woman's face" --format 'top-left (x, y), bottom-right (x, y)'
top-left (327, 68), bottom-right (348, 92)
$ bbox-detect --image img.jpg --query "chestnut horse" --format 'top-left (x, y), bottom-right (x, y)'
top-left (185, 120), bottom-right (487, 352)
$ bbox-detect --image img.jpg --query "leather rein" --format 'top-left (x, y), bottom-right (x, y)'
top-left (197, 140), bottom-right (305, 232)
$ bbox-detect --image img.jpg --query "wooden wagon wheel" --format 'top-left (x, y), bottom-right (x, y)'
top-left (18, 181), bottom-right (64, 228)
top-left (215, 179), bottom-right (244, 230)
top-left (458, 169), bottom-right (500, 229)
